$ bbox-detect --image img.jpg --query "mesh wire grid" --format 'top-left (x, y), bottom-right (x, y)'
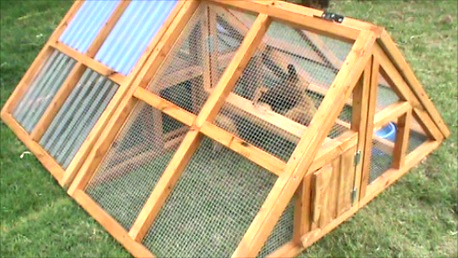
top-left (376, 72), bottom-right (400, 110)
top-left (258, 199), bottom-right (295, 258)
top-left (146, 3), bottom-right (255, 116)
top-left (85, 101), bottom-right (189, 230)
top-left (216, 20), bottom-right (353, 161)
top-left (12, 51), bottom-right (77, 133)
top-left (369, 121), bottom-right (397, 183)
top-left (39, 68), bottom-right (118, 169)
top-left (142, 136), bottom-right (278, 257)
top-left (407, 117), bottom-right (429, 154)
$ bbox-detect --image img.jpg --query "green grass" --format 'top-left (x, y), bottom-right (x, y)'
top-left (1, 0), bottom-right (457, 257)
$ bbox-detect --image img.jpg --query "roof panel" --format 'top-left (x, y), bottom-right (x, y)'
top-left (95, 0), bottom-right (178, 76)
top-left (59, 1), bottom-right (120, 53)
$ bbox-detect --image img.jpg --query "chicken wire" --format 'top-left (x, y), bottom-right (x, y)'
top-left (146, 3), bottom-right (254, 116)
top-left (258, 200), bottom-right (295, 258)
top-left (407, 117), bottom-right (429, 154)
top-left (142, 136), bottom-right (278, 257)
top-left (369, 122), bottom-right (397, 183)
top-left (376, 72), bottom-right (400, 110)
top-left (216, 20), bottom-right (353, 161)
top-left (85, 102), bottom-right (188, 230)
top-left (12, 51), bottom-right (76, 133)
top-left (40, 69), bottom-right (118, 169)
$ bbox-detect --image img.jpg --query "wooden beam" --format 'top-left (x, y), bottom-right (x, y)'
top-left (133, 88), bottom-right (195, 127)
top-left (1, 113), bottom-right (65, 181)
top-left (373, 101), bottom-right (411, 130)
top-left (208, 0), bottom-right (370, 42)
top-left (392, 109), bottom-right (412, 169)
top-left (200, 121), bottom-right (285, 176)
top-left (378, 30), bottom-right (450, 138)
top-left (127, 13), bottom-right (272, 242)
top-left (1, 1), bottom-right (83, 116)
top-left (49, 41), bottom-right (125, 84)
top-left (232, 30), bottom-right (377, 257)
top-left (30, 63), bottom-right (86, 141)
top-left (358, 56), bottom-right (379, 199)
top-left (72, 190), bottom-right (155, 258)
top-left (67, 0), bottom-right (200, 192)
top-left (266, 241), bottom-right (304, 258)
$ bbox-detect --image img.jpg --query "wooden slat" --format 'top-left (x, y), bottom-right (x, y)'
top-left (378, 30), bottom-right (450, 138)
top-left (392, 109), bottom-right (412, 169)
top-left (358, 56), bottom-right (380, 198)
top-left (133, 88), bottom-right (195, 126)
top-left (200, 121), bottom-right (285, 176)
top-left (30, 63), bottom-right (86, 141)
top-left (328, 157), bottom-right (341, 219)
top-left (373, 101), bottom-right (411, 130)
top-left (61, 1), bottom-right (191, 187)
top-left (128, 13), bottom-right (272, 242)
top-left (68, 0), bottom-right (199, 192)
top-left (1, 113), bottom-right (64, 180)
top-left (1, 1), bottom-right (84, 115)
top-left (266, 241), bottom-right (304, 258)
top-left (72, 190), bottom-right (155, 258)
top-left (209, 0), bottom-right (368, 42)
top-left (49, 41), bottom-right (125, 84)
top-left (311, 165), bottom-right (333, 228)
top-left (336, 146), bottom-right (356, 216)
top-left (232, 30), bottom-right (377, 257)
top-left (349, 60), bottom-right (371, 205)
top-left (300, 141), bottom-right (442, 252)
top-left (293, 176), bottom-right (312, 242)
top-left (85, 1), bottom-right (131, 57)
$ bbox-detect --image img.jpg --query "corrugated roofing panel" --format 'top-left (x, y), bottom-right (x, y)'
top-left (59, 1), bottom-right (120, 53)
top-left (95, 0), bottom-right (178, 75)
top-left (12, 51), bottom-right (76, 133)
top-left (40, 69), bottom-right (119, 169)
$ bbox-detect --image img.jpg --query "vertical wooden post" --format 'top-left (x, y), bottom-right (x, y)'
top-left (392, 109), bottom-right (412, 169)
top-left (358, 57), bottom-right (379, 199)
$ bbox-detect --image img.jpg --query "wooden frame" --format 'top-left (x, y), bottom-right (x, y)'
top-left (0, 0), bottom-right (187, 187)
top-left (2, 1), bottom-right (449, 257)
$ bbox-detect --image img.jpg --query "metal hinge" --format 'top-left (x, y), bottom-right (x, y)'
top-left (354, 150), bottom-right (362, 166)
top-left (351, 188), bottom-right (357, 203)
top-left (321, 11), bottom-right (345, 23)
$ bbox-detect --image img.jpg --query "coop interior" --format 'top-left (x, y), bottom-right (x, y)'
top-left (1, 0), bottom-right (447, 258)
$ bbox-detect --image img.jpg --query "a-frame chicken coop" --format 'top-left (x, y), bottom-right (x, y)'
top-left (1, 0), bottom-right (450, 257)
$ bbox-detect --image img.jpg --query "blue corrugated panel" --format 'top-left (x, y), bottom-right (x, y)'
top-left (60, 1), bottom-right (120, 53)
top-left (95, 0), bottom-right (178, 76)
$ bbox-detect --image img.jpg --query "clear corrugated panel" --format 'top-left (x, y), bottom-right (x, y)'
top-left (142, 137), bottom-right (278, 257)
top-left (146, 3), bottom-right (255, 116)
top-left (258, 200), bottom-right (295, 258)
top-left (95, 0), bottom-right (178, 75)
top-left (40, 69), bottom-right (118, 169)
top-left (215, 20), bottom-right (353, 161)
top-left (85, 102), bottom-right (188, 230)
top-left (59, 1), bottom-right (120, 53)
top-left (12, 51), bottom-right (76, 133)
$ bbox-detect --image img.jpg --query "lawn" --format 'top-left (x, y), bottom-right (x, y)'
top-left (1, 0), bottom-right (457, 257)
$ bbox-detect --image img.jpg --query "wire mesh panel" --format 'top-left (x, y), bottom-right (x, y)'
top-left (146, 3), bottom-right (254, 116)
top-left (85, 102), bottom-right (187, 230)
top-left (39, 69), bottom-right (118, 169)
top-left (216, 20), bottom-right (353, 160)
top-left (258, 200), bottom-right (295, 258)
top-left (376, 72), bottom-right (400, 110)
top-left (369, 122), bottom-right (397, 183)
top-left (142, 136), bottom-right (278, 257)
top-left (407, 117), bottom-right (429, 154)
top-left (12, 51), bottom-right (76, 133)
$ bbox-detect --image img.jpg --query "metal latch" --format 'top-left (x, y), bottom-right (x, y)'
top-left (320, 11), bottom-right (345, 23)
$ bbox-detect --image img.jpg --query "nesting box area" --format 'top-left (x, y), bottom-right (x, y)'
top-left (1, 0), bottom-right (450, 257)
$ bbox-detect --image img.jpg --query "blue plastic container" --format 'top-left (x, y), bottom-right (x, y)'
top-left (375, 122), bottom-right (397, 142)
